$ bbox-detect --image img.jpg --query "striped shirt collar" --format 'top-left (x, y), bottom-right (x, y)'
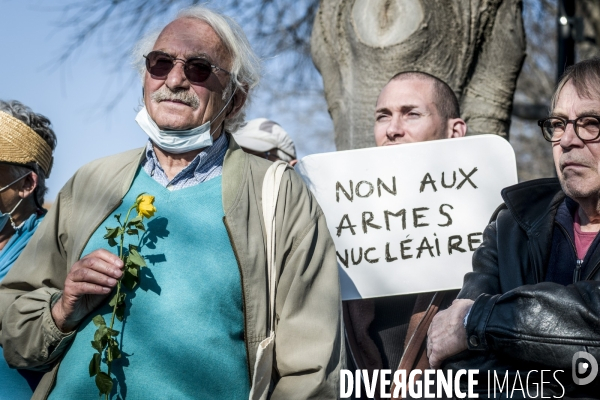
top-left (141, 133), bottom-right (229, 190)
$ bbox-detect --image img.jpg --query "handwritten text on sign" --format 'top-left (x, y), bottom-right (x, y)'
top-left (296, 135), bottom-right (518, 300)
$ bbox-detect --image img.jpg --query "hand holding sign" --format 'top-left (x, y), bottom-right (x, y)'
top-left (296, 135), bottom-right (517, 300)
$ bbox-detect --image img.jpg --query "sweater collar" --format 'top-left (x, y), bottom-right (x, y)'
top-left (118, 132), bottom-right (249, 219)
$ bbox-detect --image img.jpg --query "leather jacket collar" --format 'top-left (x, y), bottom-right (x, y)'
top-left (500, 177), bottom-right (564, 234)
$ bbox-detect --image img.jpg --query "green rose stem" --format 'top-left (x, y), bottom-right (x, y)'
top-left (105, 204), bottom-right (135, 399)
top-left (89, 194), bottom-right (156, 399)
top-left (110, 204), bottom-right (135, 334)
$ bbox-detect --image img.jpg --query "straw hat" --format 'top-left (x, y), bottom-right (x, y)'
top-left (0, 111), bottom-right (53, 176)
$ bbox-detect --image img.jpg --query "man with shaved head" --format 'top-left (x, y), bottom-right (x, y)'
top-left (0, 5), bottom-right (342, 399)
top-left (374, 71), bottom-right (466, 146)
top-left (344, 71), bottom-right (466, 397)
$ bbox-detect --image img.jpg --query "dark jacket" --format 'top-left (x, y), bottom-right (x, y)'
top-left (345, 290), bottom-right (460, 400)
top-left (445, 178), bottom-right (600, 398)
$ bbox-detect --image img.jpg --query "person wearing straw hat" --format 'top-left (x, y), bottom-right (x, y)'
top-left (0, 100), bottom-right (57, 399)
top-left (233, 118), bottom-right (298, 165)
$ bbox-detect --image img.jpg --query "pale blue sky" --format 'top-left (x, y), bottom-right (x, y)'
top-left (0, 0), bottom-right (335, 201)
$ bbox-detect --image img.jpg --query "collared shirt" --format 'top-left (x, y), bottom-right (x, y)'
top-left (141, 133), bottom-right (228, 190)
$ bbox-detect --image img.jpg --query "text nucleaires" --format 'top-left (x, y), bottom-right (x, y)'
top-left (334, 170), bottom-right (482, 268)
top-left (336, 232), bottom-right (482, 268)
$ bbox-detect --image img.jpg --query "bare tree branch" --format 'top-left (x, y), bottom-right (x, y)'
top-left (53, 0), bottom-right (320, 92)
top-left (51, 0), bottom-right (600, 179)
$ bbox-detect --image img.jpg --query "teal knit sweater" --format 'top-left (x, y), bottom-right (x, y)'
top-left (49, 168), bottom-right (250, 399)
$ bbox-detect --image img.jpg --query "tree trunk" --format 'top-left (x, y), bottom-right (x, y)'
top-left (577, 0), bottom-right (600, 60)
top-left (311, 0), bottom-right (526, 150)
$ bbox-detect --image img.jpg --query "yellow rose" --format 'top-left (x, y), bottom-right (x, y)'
top-left (136, 195), bottom-right (156, 219)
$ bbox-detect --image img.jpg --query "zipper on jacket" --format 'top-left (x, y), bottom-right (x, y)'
top-left (574, 259), bottom-right (583, 283)
top-left (555, 223), bottom-right (582, 284)
top-left (222, 216), bottom-right (252, 381)
top-left (556, 222), bottom-right (600, 282)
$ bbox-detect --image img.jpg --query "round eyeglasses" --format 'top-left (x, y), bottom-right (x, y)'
top-left (144, 51), bottom-right (230, 84)
top-left (538, 116), bottom-right (600, 142)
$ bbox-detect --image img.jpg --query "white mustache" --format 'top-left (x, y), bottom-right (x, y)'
top-left (151, 87), bottom-right (200, 109)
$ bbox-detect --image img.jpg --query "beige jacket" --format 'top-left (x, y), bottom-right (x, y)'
top-left (0, 137), bottom-right (343, 399)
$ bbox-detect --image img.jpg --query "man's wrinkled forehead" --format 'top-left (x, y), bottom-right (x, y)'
top-left (553, 82), bottom-right (600, 115)
top-left (375, 77), bottom-right (436, 111)
top-left (553, 74), bottom-right (600, 113)
top-left (154, 18), bottom-right (231, 65)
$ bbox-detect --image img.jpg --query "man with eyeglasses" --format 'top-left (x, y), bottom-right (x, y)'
top-left (0, 6), bottom-right (342, 399)
top-left (427, 58), bottom-right (600, 397)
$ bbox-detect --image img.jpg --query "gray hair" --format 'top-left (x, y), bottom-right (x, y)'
top-left (132, 5), bottom-right (261, 133)
top-left (0, 100), bottom-right (57, 206)
top-left (551, 58), bottom-right (600, 112)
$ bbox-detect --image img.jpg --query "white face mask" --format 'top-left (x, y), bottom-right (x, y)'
top-left (0, 173), bottom-right (30, 232)
top-left (135, 108), bottom-right (212, 154)
top-left (136, 88), bottom-right (237, 154)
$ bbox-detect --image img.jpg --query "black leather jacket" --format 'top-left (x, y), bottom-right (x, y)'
top-left (445, 178), bottom-right (600, 398)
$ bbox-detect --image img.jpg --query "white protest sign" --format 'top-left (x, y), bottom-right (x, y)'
top-left (296, 135), bottom-right (517, 300)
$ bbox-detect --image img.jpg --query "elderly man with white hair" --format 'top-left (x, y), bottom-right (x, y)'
top-left (0, 6), bottom-right (342, 400)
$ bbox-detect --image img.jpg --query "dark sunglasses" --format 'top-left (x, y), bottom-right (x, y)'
top-left (144, 51), bottom-right (230, 84)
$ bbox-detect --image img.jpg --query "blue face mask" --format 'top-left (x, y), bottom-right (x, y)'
top-left (135, 88), bottom-right (237, 154)
top-left (0, 173), bottom-right (30, 232)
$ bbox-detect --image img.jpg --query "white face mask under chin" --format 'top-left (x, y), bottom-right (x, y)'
top-left (135, 108), bottom-right (213, 154)
top-left (136, 87), bottom-right (237, 154)
top-left (0, 173), bottom-right (30, 232)
top-left (0, 198), bottom-right (23, 232)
